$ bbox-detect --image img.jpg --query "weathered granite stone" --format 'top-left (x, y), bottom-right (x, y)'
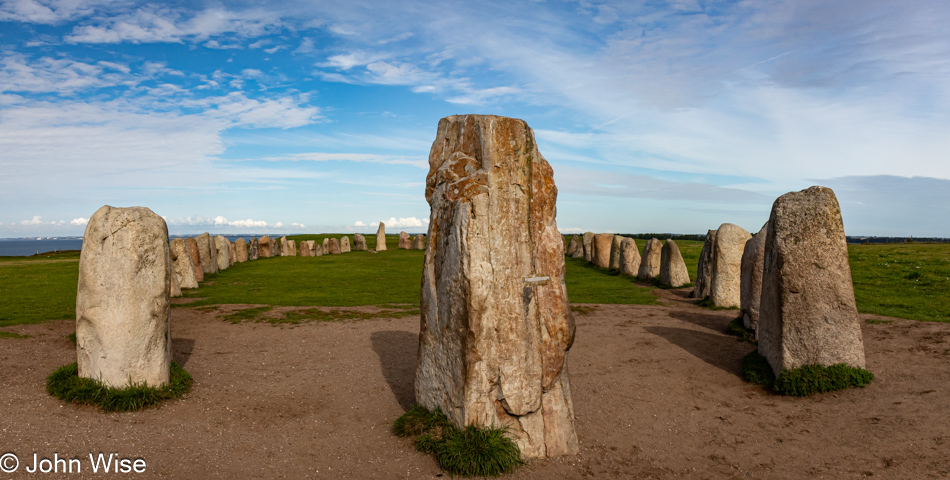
top-left (170, 238), bottom-right (198, 290)
top-left (758, 186), bottom-right (866, 376)
top-left (376, 223), bottom-right (387, 251)
top-left (287, 239), bottom-right (297, 256)
top-left (310, 240), bottom-right (321, 257)
top-left (322, 238), bottom-right (329, 255)
top-left (259, 235), bottom-right (272, 258)
top-left (417, 114), bottom-right (578, 459)
top-left (740, 224), bottom-right (768, 333)
top-left (300, 240), bottom-right (311, 257)
top-left (609, 235), bottom-right (623, 270)
top-left (248, 238), bottom-right (258, 260)
top-left (340, 236), bottom-right (351, 253)
top-left (353, 233), bottom-right (367, 251)
top-left (328, 238), bottom-right (341, 254)
top-left (566, 235), bottom-right (579, 257)
top-left (195, 233), bottom-right (218, 274)
top-left (659, 239), bottom-right (690, 287)
top-left (235, 238), bottom-right (247, 262)
top-left (228, 240), bottom-right (236, 266)
top-left (618, 237), bottom-right (640, 276)
top-left (214, 235), bottom-right (230, 270)
top-left (591, 233), bottom-right (613, 268)
top-left (411, 234), bottom-right (426, 250)
top-left (76, 206), bottom-right (171, 388)
top-left (398, 231), bottom-right (412, 249)
top-left (582, 231), bottom-right (594, 262)
top-left (691, 229), bottom-right (717, 299)
top-left (170, 264), bottom-right (182, 298)
top-left (637, 238), bottom-right (662, 279)
top-left (709, 224), bottom-right (751, 308)
top-left (184, 237), bottom-right (204, 282)
top-left (280, 236), bottom-right (291, 257)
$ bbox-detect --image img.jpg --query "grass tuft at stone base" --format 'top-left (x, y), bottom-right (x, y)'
top-left (47, 362), bottom-right (192, 412)
top-left (725, 317), bottom-right (756, 343)
top-left (741, 351), bottom-right (873, 396)
top-left (393, 405), bottom-right (524, 477)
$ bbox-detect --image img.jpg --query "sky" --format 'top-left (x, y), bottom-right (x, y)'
top-left (1, 0), bottom-right (948, 238)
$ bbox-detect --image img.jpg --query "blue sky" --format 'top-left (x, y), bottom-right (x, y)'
top-left (1, 0), bottom-right (948, 238)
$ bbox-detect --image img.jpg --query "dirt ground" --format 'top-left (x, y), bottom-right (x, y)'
top-left (1, 288), bottom-right (949, 479)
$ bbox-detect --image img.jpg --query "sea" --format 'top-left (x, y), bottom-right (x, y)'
top-left (0, 235), bottom-right (262, 257)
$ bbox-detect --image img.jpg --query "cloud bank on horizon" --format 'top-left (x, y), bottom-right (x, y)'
top-left (1, 0), bottom-right (948, 237)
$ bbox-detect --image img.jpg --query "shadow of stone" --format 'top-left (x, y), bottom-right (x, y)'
top-left (172, 337), bottom-right (196, 367)
top-left (668, 309), bottom-right (736, 333)
top-left (370, 330), bottom-right (418, 411)
top-left (644, 326), bottom-right (749, 379)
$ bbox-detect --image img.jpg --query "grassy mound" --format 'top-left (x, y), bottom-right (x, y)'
top-left (393, 405), bottom-right (523, 477)
top-left (47, 362), bottom-right (192, 412)
top-left (741, 351), bottom-right (873, 395)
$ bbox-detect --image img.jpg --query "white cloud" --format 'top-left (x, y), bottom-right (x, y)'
top-left (20, 215), bottom-right (42, 225)
top-left (380, 216), bottom-right (429, 228)
top-left (354, 220), bottom-right (366, 226)
top-left (0, 0), bottom-right (114, 24)
top-left (228, 218), bottom-right (269, 228)
top-left (274, 222), bottom-right (283, 227)
top-left (252, 151), bottom-right (426, 168)
top-left (0, 54), bottom-right (130, 94)
top-left (70, 217), bottom-right (88, 225)
top-left (293, 37), bottom-right (315, 54)
top-left (291, 222), bottom-right (305, 228)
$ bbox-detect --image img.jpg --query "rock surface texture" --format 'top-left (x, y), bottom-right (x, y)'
top-left (691, 230), bottom-right (717, 299)
top-left (376, 223), bottom-right (387, 251)
top-left (637, 238), bottom-right (662, 279)
top-left (249, 238), bottom-right (259, 260)
top-left (328, 238), bottom-right (341, 255)
top-left (340, 236), bottom-right (351, 253)
top-left (758, 186), bottom-right (866, 376)
top-left (398, 231), bottom-right (412, 249)
top-left (411, 234), bottom-right (426, 250)
top-left (609, 235), bottom-right (623, 270)
top-left (195, 233), bottom-right (218, 274)
top-left (416, 115), bottom-right (578, 459)
top-left (170, 238), bottom-right (199, 290)
top-left (322, 238), bottom-right (329, 255)
top-left (76, 205), bottom-right (171, 388)
top-left (300, 240), bottom-right (311, 257)
top-left (259, 236), bottom-right (272, 258)
top-left (280, 236), bottom-right (290, 257)
top-left (659, 239), bottom-right (690, 287)
top-left (235, 238), bottom-right (248, 262)
top-left (740, 224), bottom-right (768, 333)
top-left (288, 240), bottom-right (297, 257)
top-left (353, 233), bottom-right (367, 251)
top-left (618, 237), bottom-right (640, 276)
top-left (582, 232), bottom-right (594, 262)
top-left (709, 224), bottom-right (751, 308)
top-left (311, 240), bottom-right (322, 256)
top-left (566, 235), bottom-right (579, 257)
top-left (184, 237), bottom-right (204, 282)
top-left (591, 233), bottom-right (613, 268)
top-left (214, 235), bottom-right (230, 270)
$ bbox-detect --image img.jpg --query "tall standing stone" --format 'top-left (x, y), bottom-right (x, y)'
top-left (411, 234), bottom-right (426, 250)
top-left (214, 235), bottom-right (230, 271)
top-left (618, 237), bottom-right (640, 276)
top-left (659, 239), bottom-right (690, 287)
top-left (740, 223), bottom-right (769, 333)
top-left (609, 235), bottom-right (623, 270)
top-left (582, 231), bottom-right (594, 262)
top-left (170, 238), bottom-right (199, 290)
top-left (353, 233), bottom-right (367, 251)
top-left (376, 222), bottom-right (387, 251)
top-left (637, 238), bottom-right (662, 279)
top-left (566, 235), bottom-right (579, 257)
top-left (184, 237), bottom-right (204, 282)
top-left (280, 236), bottom-right (291, 257)
top-left (322, 238), bottom-right (329, 255)
top-left (195, 233), bottom-right (218, 274)
top-left (300, 240), bottom-right (311, 257)
top-left (758, 186), bottom-right (865, 376)
top-left (709, 223), bottom-right (751, 308)
top-left (310, 240), bottom-right (321, 256)
top-left (228, 240), bottom-right (236, 266)
top-left (417, 115), bottom-right (577, 459)
top-left (591, 233), bottom-right (613, 268)
top-left (340, 236), bottom-right (351, 253)
top-left (259, 235), bottom-right (272, 258)
top-left (76, 206), bottom-right (171, 388)
top-left (287, 239), bottom-right (297, 256)
top-left (691, 229), bottom-right (717, 299)
top-left (398, 231), bottom-right (412, 249)
top-left (328, 238), bottom-right (341, 254)
top-left (235, 238), bottom-right (248, 262)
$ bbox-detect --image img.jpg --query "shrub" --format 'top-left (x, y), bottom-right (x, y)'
top-left (725, 317), bottom-right (756, 343)
top-left (47, 362), bottom-right (192, 412)
top-left (774, 363), bottom-right (874, 396)
top-left (741, 351), bottom-right (775, 386)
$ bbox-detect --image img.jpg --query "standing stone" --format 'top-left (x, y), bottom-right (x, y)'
top-left (618, 237), bottom-right (640, 276)
top-left (582, 231), bottom-right (594, 262)
top-left (195, 233), bottom-right (218, 274)
top-left (340, 236), bottom-right (351, 253)
top-left (709, 223), bottom-right (752, 308)
top-left (591, 233), bottom-right (613, 268)
top-left (170, 238), bottom-right (199, 290)
top-left (328, 238), bottom-right (341, 254)
top-left (740, 223), bottom-right (769, 333)
top-left (322, 238), bottom-right (329, 255)
top-left (214, 235), bottom-right (230, 271)
top-left (76, 206), bottom-right (171, 388)
top-left (398, 231), bottom-right (412, 249)
top-left (411, 234), bottom-right (425, 250)
top-left (170, 263), bottom-right (182, 298)
top-left (310, 240), bottom-right (321, 257)
top-left (287, 239), bottom-right (297, 256)
top-left (280, 236), bottom-right (291, 257)
top-left (376, 222), bottom-right (387, 251)
top-left (249, 238), bottom-right (259, 260)
top-left (609, 235), bottom-right (623, 270)
top-left (300, 240), bottom-right (311, 257)
top-left (235, 238), bottom-right (248, 262)
top-left (417, 115), bottom-right (577, 459)
top-left (637, 238), bottom-right (662, 279)
top-left (658, 239), bottom-right (690, 287)
top-left (228, 240), bottom-right (236, 266)
top-left (691, 229), bottom-right (717, 299)
top-left (566, 235), bottom-right (579, 257)
top-left (184, 237), bottom-right (204, 282)
top-left (758, 186), bottom-right (865, 376)
top-left (259, 235), bottom-right (272, 258)
top-left (353, 233), bottom-right (367, 251)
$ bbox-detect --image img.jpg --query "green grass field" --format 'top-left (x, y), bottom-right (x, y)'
top-left (1, 240), bottom-right (948, 328)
